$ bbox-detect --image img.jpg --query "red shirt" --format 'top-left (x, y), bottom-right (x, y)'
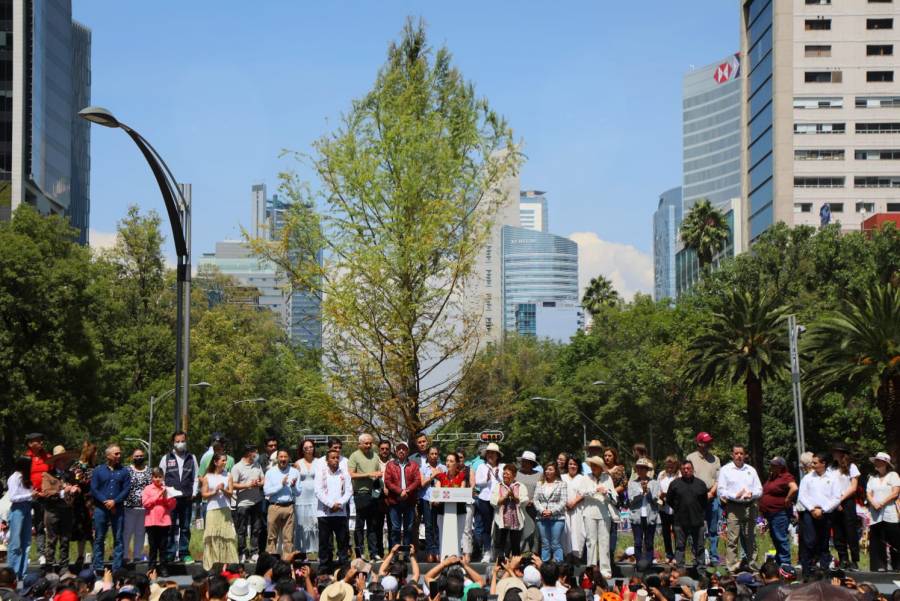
top-left (26, 448), bottom-right (51, 490)
top-left (759, 471), bottom-right (796, 515)
top-left (436, 471), bottom-right (467, 488)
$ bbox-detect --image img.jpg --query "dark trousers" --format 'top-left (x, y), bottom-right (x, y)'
top-left (674, 524), bottom-right (704, 568)
top-left (474, 499), bottom-right (494, 555)
top-left (92, 505), bottom-right (124, 570)
top-left (374, 501), bottom-right (389, 557)
top-left (659, 512), bottom-right (676, 560)
top-left (146, 526), bottom-right (168, 569)
top-left (354, 493), bottom-right (380, 558)
top-left (632, 518), bottom-right (656, 564)
top-left (800, 511), bottom-right (831, 574)
top-left (33, 499), bottom-right (46, 554)
top-left (494, 527), bottom-right (522, 559)
top-left (388, 503), bottom-right (416, 547)
top-left (318, 516), bottom-right (350, 571)
top-left (868, 521), bottom-right (900, 571)
top-left (234, 503), bottom-right (265, 557)
top-left (166, 496), bottom-right (193, 561)
top-left (44, 503), bottom-right (72, 569)
top-left (419, 498), bottom-right (438, 555)
top-left (831, 498), bottom-right (860, 564)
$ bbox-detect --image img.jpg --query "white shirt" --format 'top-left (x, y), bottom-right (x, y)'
top-left (866, 470), bottom-right (900, 524)
top-left (313, 455), bottom-right (350, 477)
top-left (797, 470), bottom-right (842, 514)
top-left (717, 462), bottom-right (763, 503)
top-left (475, 462), bottom-right (504, 501)
top-left (7, 472), bottom-right (33, 503)
top-left (540, 585), bottom-right (567, 601)
top-left (658, 471), bottom-right (680, 515)
top-left (204, 472), bottom-right (230, 511)
top-left (826, 464), bottom-right (860, 497)
top-left (314, 465), bottom-right (353, 517)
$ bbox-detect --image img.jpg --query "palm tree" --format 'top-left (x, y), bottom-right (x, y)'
top-left (680, 199), bottom-right (729, 270)
top-left (582, 275), bottom-right (620, 317)
top-left (684, 289), bottom-right (791, 469)
top-left (804, 284), bottom-right (900, 461)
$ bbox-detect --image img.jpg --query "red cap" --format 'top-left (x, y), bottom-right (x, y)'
top-left (55, 591), bottom-right (79, 601)
top-left (695, 432), bottom-right (713, 443)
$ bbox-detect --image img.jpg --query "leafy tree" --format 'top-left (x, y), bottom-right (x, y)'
top-left (680, 199), bottom-right (729, 270)
top-left (804, 284), bottom-right (900, 460)
top-left (581, 275), bottom-right (619, 317)
top-left (684, 288), bottom-right (791, 468)
top-left (249, 19), bottom-right (520, 441)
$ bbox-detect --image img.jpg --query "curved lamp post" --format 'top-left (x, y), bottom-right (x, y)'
top-left (79, 106), bottom-right (194, 433)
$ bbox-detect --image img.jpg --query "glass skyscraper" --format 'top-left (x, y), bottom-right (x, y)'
top-left (652, 186), bottom-right (681, 301)
top-left (501, 225), bottom-right (578, 333)
top-left (744, 0), bottom-right (774, 241)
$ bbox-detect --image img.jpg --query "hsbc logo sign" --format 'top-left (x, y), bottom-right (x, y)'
top-left (713, 53), bottom-right (741, 84)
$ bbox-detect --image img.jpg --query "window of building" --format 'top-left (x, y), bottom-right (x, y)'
top-left (485, 245), bottom-right (491, 261)
top-left (805, 44), bottom-right (832, 57)
top-left (856, 202), bottom-right (877, 213)
top-left (855, 149), bottom-right (900, 160)
top-left (485, 269), bottom-right (492, 286)
top-left (867, 44), bottom-right (894, 56)
top-left (867, 71), bottom-right (894, 82)
top-left (855, 175), bottom-right (900, 187)
top-left (867, 18), bottom-right (893, 29)
top-left (856, 122), bottom-right (900, 133)
top-left (795, 149), bottom-right (845, 160)
top-left (805, 0), bottom-right (831, 3)
top-left (794, 203), bottom-right (813, 213)
top-left (794, 176), bottom-right (845, 187)
top-left (794, 122), bottom-right (846, 134)
top-left (857, 95), bottom-right (900, 108)
top-left (829, 203), bottom-right (844, 213)
top-left (793, 97), bottom-right (843, 109)
top-left (888, 203), bottom-right (900, 211)
top-left (869, 0), bottom-right (893, 3)
top-left (805, 18), bottom-right (832, 30)
top-left (805, 71), bottom-right (841, 83)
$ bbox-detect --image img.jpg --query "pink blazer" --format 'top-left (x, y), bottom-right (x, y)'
top-left (142, 483), bottom-right (177, 527)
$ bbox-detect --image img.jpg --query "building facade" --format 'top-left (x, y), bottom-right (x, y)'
top-left (501, 225), bottom-right (579, 333)
top-left (1, 0), bottom-right (90, 242)
top-left (514, 300), bottom-right (584, 343)
top-left (652, 186), bottom-right (682, 301)
top-left (519, 189), bottom-right (548, 232)
top-left (741, 0), bottom-right (900, 242)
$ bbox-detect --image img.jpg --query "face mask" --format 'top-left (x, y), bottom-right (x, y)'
top-left (133, 457), bottom-right (146, 466)
top-left (174, 442), bottom-right (187, 452)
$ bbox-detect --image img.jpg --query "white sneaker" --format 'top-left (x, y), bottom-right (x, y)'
top-left (38, 555), bottom-right (46, 566)
top-left (250, 553), bottom-right (259, 562)
top-left (85, 552), bottom-right (92, 563)
top-left (481, 551), bottom-right (491, 563)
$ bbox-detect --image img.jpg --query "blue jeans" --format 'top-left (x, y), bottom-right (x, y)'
top-left (765, 509), bottom-right (791, 566)
top-left (166, 496), bottom-right (193, 561)
top-left (475, 499), bottom-right (494, 555)
top-left (538, 518), bottom-right (565, 562)
top-left (705, 496), bottom-right (721, 563)
top-left (632, 518), bottom-right (656, 563)
top-left (419, 499), bottom-right (438, 555)
top-left (7, 502), bottom-right (32, 580)
top-left (93, 505), bottom-right (125, 570)
top-left (388, 504), bottom-right (416, 547)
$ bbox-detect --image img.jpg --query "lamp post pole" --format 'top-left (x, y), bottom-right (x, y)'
top-left (148, 382), bottom-right (211, 467)
top-left (79, 106), bottom-right (193, 433)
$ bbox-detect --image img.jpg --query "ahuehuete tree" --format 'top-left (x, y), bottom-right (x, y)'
top-left (683, 288), bottom-right (791, 469)
top-left (249, 19), bottom-right (520, 441)
top-left (680, 198), bottom-right (729, 271)
top-left (804, 284), bottom-right (900, 461)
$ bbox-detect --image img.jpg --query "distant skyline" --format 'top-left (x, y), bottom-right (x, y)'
top-left (75, 1), bottom-right (739, 299)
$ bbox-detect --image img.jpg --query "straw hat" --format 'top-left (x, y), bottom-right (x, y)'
top-left (321, 581), bottom-right (354, 601)
top-left (869, 451), bottom-right (894, 469)
top-left (485, 442), bottom-right (503, 457)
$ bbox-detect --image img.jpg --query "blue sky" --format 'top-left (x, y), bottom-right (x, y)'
top-left (75, 1), bottom-right (739, 297)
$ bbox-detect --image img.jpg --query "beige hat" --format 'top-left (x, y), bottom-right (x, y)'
top-left (586, 455), bottom-right (606, 468)
top-left (496, 577), bottom-right (526, 601)
top-left (635, 458), bottom-right (654, 470)
top-left (321, 581), bottom-right (354, 601)
top-left (50, 446), bottom-right (78, 467)
top-left (485, 442), bottom-right (503, 457)
top-left (870, 452), bottom-right (894, 469)
top-left (586, 439), bottom-right (604, 449)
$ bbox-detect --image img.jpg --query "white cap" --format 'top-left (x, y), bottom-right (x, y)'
top-left (519, 451), bottom-right (537, 464)
top-left (381, 576), bottom-right (399, 593)
top-left (522, 565), bottom-right (541, 587)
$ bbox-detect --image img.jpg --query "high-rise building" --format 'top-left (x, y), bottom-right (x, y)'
top-left (653, 186), bottom-right (682, 301)
top-left (741, 0), bottom-right (900, 242)
top-left (1, 0), bottom-right (91, 243)
top-left (519, 190), bottom-right (548, 232)
top-left (514, 300), bottom-right (584, 343)
top-left (501, 225), bottom-right (579, 334)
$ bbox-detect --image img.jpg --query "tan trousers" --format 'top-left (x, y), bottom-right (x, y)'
top-left (267, 503), bottom-right (295, 556)
top-left (724, 501), bottom-right (757, 571)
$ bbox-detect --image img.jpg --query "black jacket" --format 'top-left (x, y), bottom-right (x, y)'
top-left (667, 476), bottom-right (708, 528)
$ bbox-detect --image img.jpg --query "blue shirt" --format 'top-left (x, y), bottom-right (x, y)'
top-left (90, 464), bottom-right (132, 505)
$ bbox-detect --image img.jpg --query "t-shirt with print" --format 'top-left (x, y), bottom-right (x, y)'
top-left (125, 466), bottom-right (152, 508)
top-left (540, 585), bottom-right (567, 601)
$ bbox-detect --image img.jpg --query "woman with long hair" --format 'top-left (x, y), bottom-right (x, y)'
top-left (6, 456), bottom-right (36, 580)
top-left (828, 444), bottom-right (861, 570)
top-left (200, 453), bottom-right (238, 569)
top-left (534, 460), bottom-right (567, 562)
top-left (433, 452), bottom-right (468, 559)
top-left (657, 455), bottom-right (681, 565)
top-left (561, 454), bottom-right (588, 559)
top-left (68, 441), bottom-right (97, 565)
top-left (293, 438), bottom-right (319, 553)
top-left (865, 452), bottom-right (900, 571)
top-left (602, 447), bottom-right (626, 571)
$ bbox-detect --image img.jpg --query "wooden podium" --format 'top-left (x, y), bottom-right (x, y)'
top-left (430, 487), bottom-right (473, 558)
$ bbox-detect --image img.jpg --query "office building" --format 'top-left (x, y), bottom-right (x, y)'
top-left (653, 186), bottom-right (682, 301)
top-left (501, 225), bottom-right (579, 333)
top-left (519, 190), bottom-right (548, 232)
top-left (675, 196), bottom-right (745, 296)
top-left (1, 0), bottom-right (91, 243)
top-left (514, 300), bottom-right (584, 343)
top-left (741, 0), bottom-right (900, 242)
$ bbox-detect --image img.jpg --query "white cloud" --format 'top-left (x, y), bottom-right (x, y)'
top-left (89, 229), bottom-right (118, 251)
top-left (569, 231), bottom-right (653, 301)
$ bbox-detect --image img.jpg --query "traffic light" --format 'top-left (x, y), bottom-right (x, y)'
top-left (479, 430), bottom-right (504, 443)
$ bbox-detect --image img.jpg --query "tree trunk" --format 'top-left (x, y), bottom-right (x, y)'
top-left (876, 375), bottom-right (899, 464)
top-left (746, 374), bottom-right (765, 470)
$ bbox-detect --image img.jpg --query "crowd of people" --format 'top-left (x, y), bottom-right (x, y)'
top-left (2, 429), bottom-right (898, 593)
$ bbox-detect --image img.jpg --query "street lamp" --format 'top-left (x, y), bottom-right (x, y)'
top-left (149, 382), bottom-right (211, 466)
top-left (125, 437), bottom-right (150, 455)
top-left (210, 397), bottom-right (268, 425)
top-left (80, 106), bottom-right (194, 434)
top-left (532, 394), bottom-right (624, 452)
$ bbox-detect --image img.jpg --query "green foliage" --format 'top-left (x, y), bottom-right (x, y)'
top-left (679, 199), bottom-right (729, 270)
top-left (581, 275), bottom-right (619, 317)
